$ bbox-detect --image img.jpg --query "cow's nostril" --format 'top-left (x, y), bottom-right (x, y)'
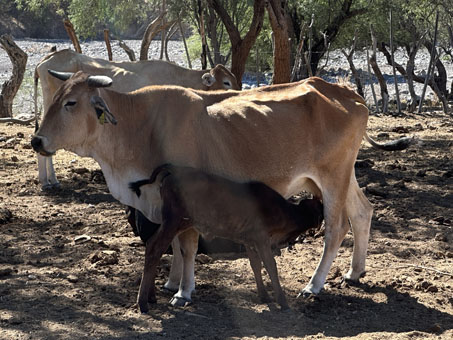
top-left (31, 137), bottom-right (42, 151)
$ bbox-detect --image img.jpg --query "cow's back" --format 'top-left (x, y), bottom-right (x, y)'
top-left (189, 78), bottom-right (369, 195)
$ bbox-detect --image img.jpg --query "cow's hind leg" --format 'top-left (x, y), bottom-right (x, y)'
top-left (246, 245), bottom-right (271, 303)
top-left (163, 237), bottom-right (183, 292)
top-left (344, 175), bottom-right (373, 281)
top-left (170, 228), bottom-right (199, 307)
top-left (300, 181), bottom-right (350, 297)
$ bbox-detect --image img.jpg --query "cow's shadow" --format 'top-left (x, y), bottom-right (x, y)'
top-left (157, 281), bottom-right (453, 339)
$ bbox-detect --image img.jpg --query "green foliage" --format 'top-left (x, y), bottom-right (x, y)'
top-left (68, 0), bottom-right (152, 39)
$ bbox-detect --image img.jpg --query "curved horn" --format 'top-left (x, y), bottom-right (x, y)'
top-left (48, 69), bottom-right (74, 81)
top-left (87, 75), bottom-right (113, 88)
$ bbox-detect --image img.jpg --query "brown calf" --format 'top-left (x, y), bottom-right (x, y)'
top-left (130, 164), bottom-right (324, 313)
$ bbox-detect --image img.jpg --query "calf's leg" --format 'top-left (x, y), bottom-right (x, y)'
top-left (344, 175), bottom-right (373, 281)
top-left (256, 242), bottom-right (289, 310)
top-left (246, 246), bottom-right (271, 303)
top-left (137, 221), bottom-right (180, 313)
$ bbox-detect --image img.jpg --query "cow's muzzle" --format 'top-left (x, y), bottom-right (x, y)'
top-left (31, 136), bottom-right (55, 156)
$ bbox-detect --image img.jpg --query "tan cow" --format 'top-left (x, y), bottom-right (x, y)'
top-left (129, 164), bottom-right (324, 312)
top-left (32, 71), bottom-right (380, 309)
top-left (34, 49), bottom-right (239, 188)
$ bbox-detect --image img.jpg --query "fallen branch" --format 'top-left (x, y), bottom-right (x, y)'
top-left (0, 117), bottom-right (35, 125)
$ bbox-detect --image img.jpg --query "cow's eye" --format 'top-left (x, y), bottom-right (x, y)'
top-left (64, 101), bottom-right (76, 111)
top-left (223, 80), bottom-right (231, 88)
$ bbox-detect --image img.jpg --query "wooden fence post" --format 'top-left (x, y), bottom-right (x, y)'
top-left (389, 10), bottom-right (401, 113)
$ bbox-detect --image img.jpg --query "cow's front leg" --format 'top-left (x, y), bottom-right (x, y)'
top-left (46, 155), bottom-right (60, 187)
top-left (38, 154), bottom-right (51, 188)
top-left (38, 154), bottom-right (60, 189)
top-left (170, 227), bottom-right (199, 307)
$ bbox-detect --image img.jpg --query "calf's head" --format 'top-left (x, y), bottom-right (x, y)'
top-left (31, 70), bottom-right (116, 156)
top-left (297, 198), bottom-right (324, 230)
top-left (201, 65), bottom-right (239, 90)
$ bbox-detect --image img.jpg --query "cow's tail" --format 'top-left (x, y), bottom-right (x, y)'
top-left (34, 67), bottom-right (40, 132)
top-left (129, 164), bottom-right (173, 197)
top-left (364, 132), bottom-right (417, 151)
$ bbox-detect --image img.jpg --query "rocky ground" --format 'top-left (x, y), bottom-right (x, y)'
top-left (0, 40), bottom-right (452, 339)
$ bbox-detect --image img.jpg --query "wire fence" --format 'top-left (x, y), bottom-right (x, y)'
top-left (1, 39), bottom-right (450, 118)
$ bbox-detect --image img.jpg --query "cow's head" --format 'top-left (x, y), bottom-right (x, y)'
top-left (201, 65), bottom-right (240, 90)
top-left (31, 70), bottom-right (117, 156)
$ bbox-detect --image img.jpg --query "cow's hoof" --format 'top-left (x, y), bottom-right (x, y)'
top-left (297, 290), bottom-right (314, 299)
top-left (344, 270), bottom-right (366, 282)
top-left (41, 183), bottom-right (61, 191)
top-left (50, 182), bottom-right (61, 189)
top-left (170, 296), bottom-right (192, 307)
top-left (138, 301), bottom-right (149, 314)
top-left (281, 305), bottom-right (291, 312)
top-left (162, 284), bottom-right (179, 294)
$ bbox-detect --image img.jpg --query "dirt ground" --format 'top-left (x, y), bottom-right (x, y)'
top-left (0, 108), bottom-right (452, 339)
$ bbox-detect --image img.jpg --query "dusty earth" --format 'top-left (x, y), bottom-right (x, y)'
top-left (0, 40), bottom-right (453, 339)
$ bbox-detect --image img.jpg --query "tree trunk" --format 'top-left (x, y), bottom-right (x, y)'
top-left (207, 6), bottom-right (224, 66)
top-left (366, 49), bottom-right (379, 112)
top-left (160, 0), bottom-right (167, 60)
top-left (118, 40), bottom-right (136, 61)
top-left (424, 41), bottom-right (448, 98)
top-left (341, 31), bottom-right (363, 97)
top-left (266, 0), bottom-right (291, 84)
top-left (370, 27), bottom-right (388, 112)
top-left (140, 12), bottom-right (166, 61)
top-left (164, 22), bottom-right (178, 62)
top-left (63, 19), bottom-right (82, 53)
top-left (292, 0), bottom-right (367, 78)
top-left (104, 29), bottom-right (113, 61)
top-left (207, 0), bottom-right (266, 87)
top-left (405, 44), bottom-right (419, 113)
top-left (178, 19), bottom-right (192, 69)
top-left (0, 35), bottom-right (27, 118)
top-left (380, 41), bottom-right (449, 113)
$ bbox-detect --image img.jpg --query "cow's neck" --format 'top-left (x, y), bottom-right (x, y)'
top-left (85, 89), bottom-right (164, 220)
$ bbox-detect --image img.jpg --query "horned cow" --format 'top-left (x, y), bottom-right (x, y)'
top-left (34, 49), bottom-right (239, 188)
top-left (31, 70), bottom-right (412, 309)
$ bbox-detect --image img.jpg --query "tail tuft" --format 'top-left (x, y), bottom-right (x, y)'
top-left (129, 179), bottom-right (151, 197)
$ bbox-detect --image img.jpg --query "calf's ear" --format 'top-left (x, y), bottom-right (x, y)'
top-left (90, 95), bottom-right (117, 125)
top-left (202, 73), bottom-right (216, 87)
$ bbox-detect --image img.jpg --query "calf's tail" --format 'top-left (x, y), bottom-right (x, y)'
top-left (129, 163), bottom-right (173, 197)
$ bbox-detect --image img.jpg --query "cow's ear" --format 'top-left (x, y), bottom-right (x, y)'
top-left (202, 73), bottom-right (215, 87)
top-left (90, 95), bottom-right (117, 125)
